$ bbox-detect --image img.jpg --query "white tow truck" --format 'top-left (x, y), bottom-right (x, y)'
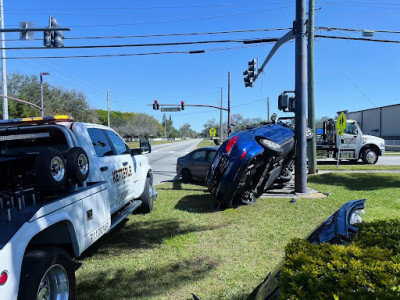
top-left (316, 119), bottom-right (385, 164)
top-left (0, 115), bottom-right (157, 300)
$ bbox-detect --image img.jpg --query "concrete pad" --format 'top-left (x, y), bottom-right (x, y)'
top-left (260, 181), bottom-right (327, 199)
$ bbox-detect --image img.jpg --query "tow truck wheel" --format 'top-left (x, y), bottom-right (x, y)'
top-left (362, 149), bottom-right (378, 164)
top-left (35, 148), bottom-right (67, 192)
top-left (67, 147), bottom-right (90, 184)
top-left (19, 247), bottom-right (75, 300)
top-left (137, 177), bottom-right (153, 214)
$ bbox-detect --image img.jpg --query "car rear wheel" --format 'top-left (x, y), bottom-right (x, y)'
top-left (181, 169), bottom-right (192, 182)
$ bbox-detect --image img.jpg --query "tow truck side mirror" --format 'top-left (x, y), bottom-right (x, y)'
top-left (140, 139), bottom-right (151, 154)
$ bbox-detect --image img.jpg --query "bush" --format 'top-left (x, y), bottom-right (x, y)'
top-left (279, 219), bottom-right (400, 299)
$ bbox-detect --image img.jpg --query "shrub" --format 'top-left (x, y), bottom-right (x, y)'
top-left (279, 219), bottom-right (400, 299)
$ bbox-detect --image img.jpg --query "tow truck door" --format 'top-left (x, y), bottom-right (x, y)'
top-left (339, 122), bottom-right (362, 157)
top-left (87, 128), bottom-right (137, 214)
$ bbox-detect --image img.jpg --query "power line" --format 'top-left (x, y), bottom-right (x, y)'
top-left (315, 34), bottom-right (400, 43)
top-left (316, 41), bottom-right (377, 108)
top-left (0, 37), bottom-right (279, 50)
top-left (5, 3), bottom-right (295, 12)
top-left (317, 26), bottom-right (400, 34)
top-left (4, 44), bottom-right (266, 60)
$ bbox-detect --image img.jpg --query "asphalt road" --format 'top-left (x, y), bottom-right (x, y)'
top-left (146, 139), bottom-right (202, 185)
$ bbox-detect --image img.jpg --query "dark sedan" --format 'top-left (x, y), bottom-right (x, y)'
top-left (176, 146), bottom-right (218, 182)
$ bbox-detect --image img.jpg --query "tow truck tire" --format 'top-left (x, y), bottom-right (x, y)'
top-left (67, 147), bottom-right (90, 184)
top-left (19, 247), bottom-right (76, 300)
top-left (137, 177), bottom-right (153, 214)
top-left (35, 148), bottom-right (67, 192)
top-left (362, 148), bottom-right (378, 164)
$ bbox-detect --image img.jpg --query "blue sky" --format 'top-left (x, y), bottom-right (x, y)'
top-left (3, 1), bottom-right (400, 131)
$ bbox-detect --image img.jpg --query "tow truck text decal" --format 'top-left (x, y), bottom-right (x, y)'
top-left (113, 166), bottom-right (132, 183)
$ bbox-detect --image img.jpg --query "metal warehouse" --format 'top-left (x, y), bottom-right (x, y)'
top-left (344, 104), bottom-right (400, 150)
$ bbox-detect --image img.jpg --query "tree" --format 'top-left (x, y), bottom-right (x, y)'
top-left (1, 73), bottom-right (97, 122)
top-left (179, 123), bottom-right (197, 138)
top-left (115, 113), bottom-right (162, 139)
top-left (161, 113), bottom-right (179, 138)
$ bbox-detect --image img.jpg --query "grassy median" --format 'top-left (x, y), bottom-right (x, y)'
top-left (76, 173), bottom-right (400, 300)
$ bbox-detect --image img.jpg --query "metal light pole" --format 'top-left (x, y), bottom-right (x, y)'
top-left (220, 87), bottom-right (223, 143)
top-left (0, 0), bottom-right (7, 120)
top-left (294, 0), bottom-right (308, 193)
top-left (227, 72), bottom-right (231, 135)
top-left (40, 72), bottom-right (50, 117)
top-left (307, 0), bottom-right (317, 174)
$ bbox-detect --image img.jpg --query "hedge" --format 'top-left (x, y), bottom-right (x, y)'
top-left (279, 219), bottom-right (400, 299)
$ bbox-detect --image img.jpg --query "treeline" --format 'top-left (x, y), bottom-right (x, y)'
top-left (0, 73), bottom-right (194, 138)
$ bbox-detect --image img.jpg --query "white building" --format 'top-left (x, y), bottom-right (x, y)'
top-left (344, 104), bottom-right (400, 150)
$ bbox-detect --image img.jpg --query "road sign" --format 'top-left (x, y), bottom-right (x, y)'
top-left (336, 112), bottom-right (347, 130)
top-left (209, 127), bottom-right (217, 137)
top-left (161, 107), bottom-right (181, 112)
top-left (337, 129), bottom-right (344, 136)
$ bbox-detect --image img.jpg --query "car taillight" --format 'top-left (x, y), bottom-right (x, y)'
top-left (226, 136), bottom-right (238, 155)
top-left (0, 271), bottom-right (8, 285)
top-left (240, 149), bottom-right (247, 160)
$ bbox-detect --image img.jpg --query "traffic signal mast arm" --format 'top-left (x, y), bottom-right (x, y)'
top-left (251, 30), bottom-right (295, 84)
top-left (0, 27), bottom-right (70, 33)
top-left (151, 102), bottom-right (228, 111)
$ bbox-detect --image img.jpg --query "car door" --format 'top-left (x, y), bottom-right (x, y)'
top-left (190, 149), bottom-right (210, 180)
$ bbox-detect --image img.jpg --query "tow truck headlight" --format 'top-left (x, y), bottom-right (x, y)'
top-left (349, 209), bottom-right (365, 225)
top-left (258, 138), bottom-right (283, 152)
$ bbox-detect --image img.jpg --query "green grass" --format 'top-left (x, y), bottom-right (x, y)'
top-left (76, 173), bottom-right (400, 300)
top-left (127, 140), bottom-right (186, 148)
top-left (386, 151), bottom-right (400, 156)
top-left (196, 139), bottom-right (217, 148)
top-left (317, 164), bottom-right (400, 171)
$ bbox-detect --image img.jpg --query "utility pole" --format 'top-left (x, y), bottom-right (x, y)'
top-left (107, 89), bottom-right (110, 127)
top-left (0, 0), bottom-right (7, 120)
top-left (293, 0), bottom-right (307, 193)
top-left (294, 0), bottom-right (308, 193)
top-left (228, 72), bottom-right (231, 135)
top-left (307, 0), bottom-right (317, 174)
top-left (267, 97), bottom-right (270, 121)
top-left (220, 87), bottom-right (223, 143)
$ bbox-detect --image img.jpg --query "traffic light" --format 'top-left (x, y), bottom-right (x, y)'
top-left (181, 101), bottom-right (184, 110)
top-left (243, 59), bottom-right (257, 88)
top-left (153, 100), bottom-right (159, 110)
top-left (43, 30), bottom-right (51, 47)
top-left (43, 17), bottom-right (65, 48)
top-left (51, 17), bottom-right (64, 47)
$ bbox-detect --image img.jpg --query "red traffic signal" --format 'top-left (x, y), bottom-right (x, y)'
top-left (153, 100), bottom-right (159, 110)
top-left (181, 101), bottom-right (185, 110)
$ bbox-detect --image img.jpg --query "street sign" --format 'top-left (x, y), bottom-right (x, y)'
top-left (161, 107), bottom-right (181, 112)
top-left (209, 127), bottom-right (217, 137)
top-left (336, 112), bottom-right (347, 136)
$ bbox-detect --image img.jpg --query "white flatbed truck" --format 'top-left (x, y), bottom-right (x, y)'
top-left (316, 119), bottom-right (385, 164)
